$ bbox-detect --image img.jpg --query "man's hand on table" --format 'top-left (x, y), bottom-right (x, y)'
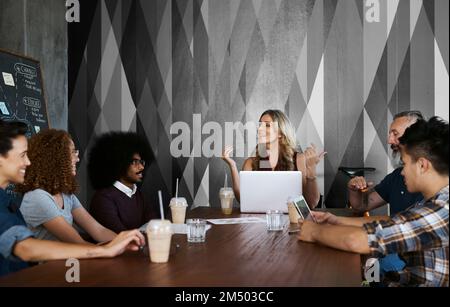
top-left (297, 211), bottom-right (341, 243)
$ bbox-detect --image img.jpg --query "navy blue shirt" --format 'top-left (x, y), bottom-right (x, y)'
top-left (374, 168), bottom-right (423, 215)
top-left (0, 187), bottom-right (35, 277)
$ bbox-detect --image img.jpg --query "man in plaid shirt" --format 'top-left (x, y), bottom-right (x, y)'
top-left (298, 117), bottom-right (448, 286)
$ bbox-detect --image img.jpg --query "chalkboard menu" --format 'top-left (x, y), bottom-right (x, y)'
top-left (0, 49), bottom-right (50, 136)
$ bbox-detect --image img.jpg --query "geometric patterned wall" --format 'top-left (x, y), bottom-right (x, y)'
top-left (69, 0), bottom-right (448, 210)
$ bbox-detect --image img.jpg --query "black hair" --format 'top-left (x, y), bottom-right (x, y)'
top-left (399, 116), bottom-right (449, 176)
top-left (394, 110), bottom-right (424, 122)
top-left (0, 120), bottom-right (28, 156)
top-left (87, 132), bottom-right (153, 190)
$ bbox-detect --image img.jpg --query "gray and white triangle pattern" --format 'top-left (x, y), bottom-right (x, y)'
top-left (69, 0), bottom-right (448, 209)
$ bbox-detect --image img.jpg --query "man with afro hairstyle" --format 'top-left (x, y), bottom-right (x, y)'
top-left (88, 132), bottom-right (156, 233)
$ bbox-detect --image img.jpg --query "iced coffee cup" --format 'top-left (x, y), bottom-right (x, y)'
top-left (169, 197), bottom-right (188, 224)
top-left (287, 198), bottom-right (301, 224)
top-left (146, 219), bottom-right (173, 263)
top-left (219, 187), bottom-right (234, 215)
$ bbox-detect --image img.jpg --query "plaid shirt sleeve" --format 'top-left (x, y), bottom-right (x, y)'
top-left (363, 195), bottom-right (449, 258)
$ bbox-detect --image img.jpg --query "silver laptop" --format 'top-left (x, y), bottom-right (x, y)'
top-left (240, 171), bottom-right (302, 213)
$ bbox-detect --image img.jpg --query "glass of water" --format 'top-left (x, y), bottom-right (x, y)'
top-left (186, 219), bottom-right (207, 243)
top-left (266, 210), bottom-right (284, 231)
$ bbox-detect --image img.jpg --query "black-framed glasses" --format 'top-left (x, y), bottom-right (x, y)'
top-left (131, 159), bottom-right (146, 167)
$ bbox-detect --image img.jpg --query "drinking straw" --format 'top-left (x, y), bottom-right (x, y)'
top-left (224, 173), bottom-right (228, 188)
top-left (158, 190), bottom-right (165, 220)
top-left (175, 178), bottom-right (179, 198)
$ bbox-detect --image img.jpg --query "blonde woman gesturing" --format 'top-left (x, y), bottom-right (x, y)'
top-left (222, 110), bottom-right (326, 208)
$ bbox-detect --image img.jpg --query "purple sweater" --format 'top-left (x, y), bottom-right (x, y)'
top-left (89, 186), bottom-right (156, 233)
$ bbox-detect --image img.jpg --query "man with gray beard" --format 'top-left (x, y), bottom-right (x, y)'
top-left (347, 111), bottom-right (424, 280)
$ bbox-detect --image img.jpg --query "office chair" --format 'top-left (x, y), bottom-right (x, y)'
top-left (338, 167), bottom-right (376, 178)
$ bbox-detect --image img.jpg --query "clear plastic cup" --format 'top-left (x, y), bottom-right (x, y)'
top-left (169, 197), bottom-right (188, 224)
top-left (146, 219), bottom-right (173, 263)
top-left (266, 210), bottom-right (284, 231)
top-left (219, 187), bottom-right (234, 215)
top-left (186, 218), bottom-right (207, 243)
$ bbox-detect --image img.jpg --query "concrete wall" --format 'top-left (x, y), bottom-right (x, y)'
top-left (0, 0), bottom-right (68, 130)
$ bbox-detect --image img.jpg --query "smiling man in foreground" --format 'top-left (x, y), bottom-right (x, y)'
top-left (298, 117), bottom-right (449, 287)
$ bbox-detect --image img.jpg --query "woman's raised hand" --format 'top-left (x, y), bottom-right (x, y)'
top-left (222, 145), bottom-right (236, 168)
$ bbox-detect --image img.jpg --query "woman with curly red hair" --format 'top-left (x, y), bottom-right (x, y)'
top-left (18, 129), bottom-right (117, 244)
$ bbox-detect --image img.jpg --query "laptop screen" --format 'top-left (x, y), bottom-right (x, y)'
top-left (239, 171), bottom-right (302, 213)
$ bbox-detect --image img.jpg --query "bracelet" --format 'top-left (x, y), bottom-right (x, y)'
top-left (306, 175), bottom-right (317, 180)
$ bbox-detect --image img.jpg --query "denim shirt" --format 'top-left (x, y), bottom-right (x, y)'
top-left (0, 187), bottom-right (35, 277)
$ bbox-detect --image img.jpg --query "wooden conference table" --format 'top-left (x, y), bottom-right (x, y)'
top-left (0, 208), bottom-right (362, 287)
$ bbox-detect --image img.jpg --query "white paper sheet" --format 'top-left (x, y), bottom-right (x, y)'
top-left (2, 72), bottom-right (15, 86)
top-left (139, 223), bottom-right (212, 234)
top-left (206, 217), bottom-right (266, 225)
